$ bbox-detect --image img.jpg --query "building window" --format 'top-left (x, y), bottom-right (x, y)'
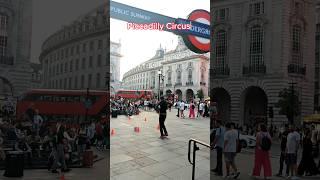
top-left (65, 48), bottom-right (69, 58)
top-left (82, 58), bottom-right (86, 69)
top-left (249, 25), bottom-right (264, 67)
top-left (201, 69), bottom-right (205, 82)
top-left (89, 41), bottom-right (94, 51)
top-left (68, 77), bottom-right (72, 89)
top-left (81, 75), bottom-right (85, 88)
top-left (96, 73), bottom-right (100, 88)
top-left (56, 64), bottom-right (59, 75)
top-left (88, 74), bottom-right (92, 88)
top-left (61, 49), bottom-right (64, 60)
top-left (0, 14), bottom-right (8, 30)
top-left (188, 69), bottom-right (192, 82)
top-left (250, 1), bottom-right (265, 16)
top-left (60, 64), bottom-right (63, 74)
top-left (89, 56), bottom-right (93, 68)
top-left (291, 25), bottom-right (302, 65)
top-left (64, 62), bottom-right (68, 73)
top-left (97, 55), bottom-right (102, 66)
top-left (70, 46), bottom-right (74, 56)
top-left (64, 78), bottom-right (67, 89)
top-left (177, 71), bottom-right (181, 83)
top-left (70, 60), bottom-right (73, 72)
top-left (75, 59), bottom-right (79, 70)
top-left (76, 45), bottom-right (80, 54)
top-left (98, 40), bottom-right (103, 49)
top-left (0, 36), bottom-right (7, 56)
top-left (168, 72), bottom-right (171, 83)
top-left (82, 43), bottom-right (86, 52)
top-left (215, 30), bottom-right (227, 67)
top-left (74, 76), bottom-right (78, 89)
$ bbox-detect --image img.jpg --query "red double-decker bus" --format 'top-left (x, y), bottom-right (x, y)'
top-left (16, 89), bottom-right (108, 122)
top-left (116, 90), bottom-right (153, 100)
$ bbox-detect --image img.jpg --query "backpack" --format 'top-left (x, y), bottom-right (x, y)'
top-left (261, 134), bottom-right (272, 151)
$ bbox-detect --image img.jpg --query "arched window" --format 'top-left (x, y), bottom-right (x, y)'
top-left (177, 71), bottom-right (181, 83)
top-left (291, 25), bottom-right (302, 65)
top-left (249, 25), bottom-right (264, 68)
top-left (96, 73), bottom-right (100, 88)
top-left (0, 14), bottom-right (8, 56)
top-left (188, 69), bottom-right (192, 82)
top-left (215, 30), bottom-right (227, 68)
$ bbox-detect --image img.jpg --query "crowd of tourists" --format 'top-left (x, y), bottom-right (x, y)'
top-left (211, 120), bottom-right (320, 180)
top-left (0, 105), bottom-right (109, 173)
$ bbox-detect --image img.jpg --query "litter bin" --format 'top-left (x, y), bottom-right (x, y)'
top-left (3, 151), bottom-right (24, 177)
top-left (82, 150), bottom-right (93, 168)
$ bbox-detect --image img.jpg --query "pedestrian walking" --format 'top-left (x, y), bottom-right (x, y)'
top-left (276, 124), bottom-right (290, 177)
top-left (157, 96), bottom-right (168, 139)
top-left (189, 101), bottom-right (195, 119)
top-left (197, 101), bottom-right (204, 118)
top-left (176, 100), bottom-right (180, 117)
top-left (286, 125), bottom-right (301, 180)
top-left (297, 129), bottom-right (318, 176)
top-left (223, 123), bottom-right (240, 179)
top-left (211, 120), bottom-right (225, 176)
top-left (180, 101), bottom-right (185, 118)
top-left (251, 124), bottom-right (272, 179)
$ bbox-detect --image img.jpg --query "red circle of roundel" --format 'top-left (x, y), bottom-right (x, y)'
top-left (185, 10), bottom-right (210, 53)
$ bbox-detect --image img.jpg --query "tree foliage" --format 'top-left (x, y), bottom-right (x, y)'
top-left (275, 88), bottom-right (300, 124)
top-left (196, 89), bottom-right (204, 100)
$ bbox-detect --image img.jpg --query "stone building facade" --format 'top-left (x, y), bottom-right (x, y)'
top-left (110, 41), bottom-right (122, 94)
top-left (0, 0), bottom-right (33, 98)
top-left (40, 3), bottom-right (108, 91)
top-left (211, 0), bottom-right (315, 126)
top-left (122, 37), bottom-right (209, 101)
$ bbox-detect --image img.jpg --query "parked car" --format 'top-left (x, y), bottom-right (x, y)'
top-left (239, 134), bottom-right (256, 148)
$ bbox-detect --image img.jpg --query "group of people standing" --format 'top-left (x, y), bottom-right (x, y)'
top-left (212, 120), bottom-right (320, 180)
top-left (175, 100), bottom-right (210, 119)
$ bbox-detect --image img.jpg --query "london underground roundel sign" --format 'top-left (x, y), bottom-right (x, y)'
top-left (182, 10), bottom-right (210, 54)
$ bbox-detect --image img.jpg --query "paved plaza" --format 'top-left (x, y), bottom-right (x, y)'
top-left (0, 150), bottom-right (108, 180)
top-left (110, 110), bottom-right (210, 180)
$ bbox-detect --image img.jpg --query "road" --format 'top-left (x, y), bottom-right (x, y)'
top-left (110, 109), bottom-right (210, 180)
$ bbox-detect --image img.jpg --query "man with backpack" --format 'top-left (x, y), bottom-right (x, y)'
top-left (251, 124), bottom-right (272, 179)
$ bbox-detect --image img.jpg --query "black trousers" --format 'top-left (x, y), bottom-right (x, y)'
top-left (177, 108), bottom-right (179, 117)
top-left (159, 114), bottom-right (168, 136)
top-left (215, 146), bottom-right (223, 175)
top-left (279, 152), bottom-right (289, 175)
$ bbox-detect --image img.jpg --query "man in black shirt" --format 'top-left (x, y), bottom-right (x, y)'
top-left (276, 124), bottom-right (289, 177)
top-left (157, 96), bottom-right (168, 138)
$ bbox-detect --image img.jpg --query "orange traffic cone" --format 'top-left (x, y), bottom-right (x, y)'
top-left (60, 173), bottom-right (65, 180)
top-left (144, 117), bottom-right (147, 122)
top-left (128, 116), bottom-right (131, 120)
top-left (110, 129), bottom-right (115, 136)
top-left (134, 127), bottom-right (140, 132)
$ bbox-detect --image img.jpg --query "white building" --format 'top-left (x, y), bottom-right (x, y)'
top-left (40, 3), bottom-right (108, 91)
top-left (110, 41), bottom-right (122, 94)
top-left (122, 37), bottom-right (209, 101)
top-left (211, 0), bottom-right (315, 126)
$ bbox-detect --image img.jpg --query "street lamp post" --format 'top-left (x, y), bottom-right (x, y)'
top-left (158, 70), bottom-right (164, 101)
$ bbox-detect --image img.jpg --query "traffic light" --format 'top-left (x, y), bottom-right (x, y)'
top-left (268, 106), bottom-right (274, 118)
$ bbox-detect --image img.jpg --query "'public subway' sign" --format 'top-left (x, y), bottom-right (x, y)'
top-left (110, 1), bottom-right (210, 54)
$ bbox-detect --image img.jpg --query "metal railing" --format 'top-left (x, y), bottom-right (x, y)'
top-left (188, 139), bottom-right (210, 180)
